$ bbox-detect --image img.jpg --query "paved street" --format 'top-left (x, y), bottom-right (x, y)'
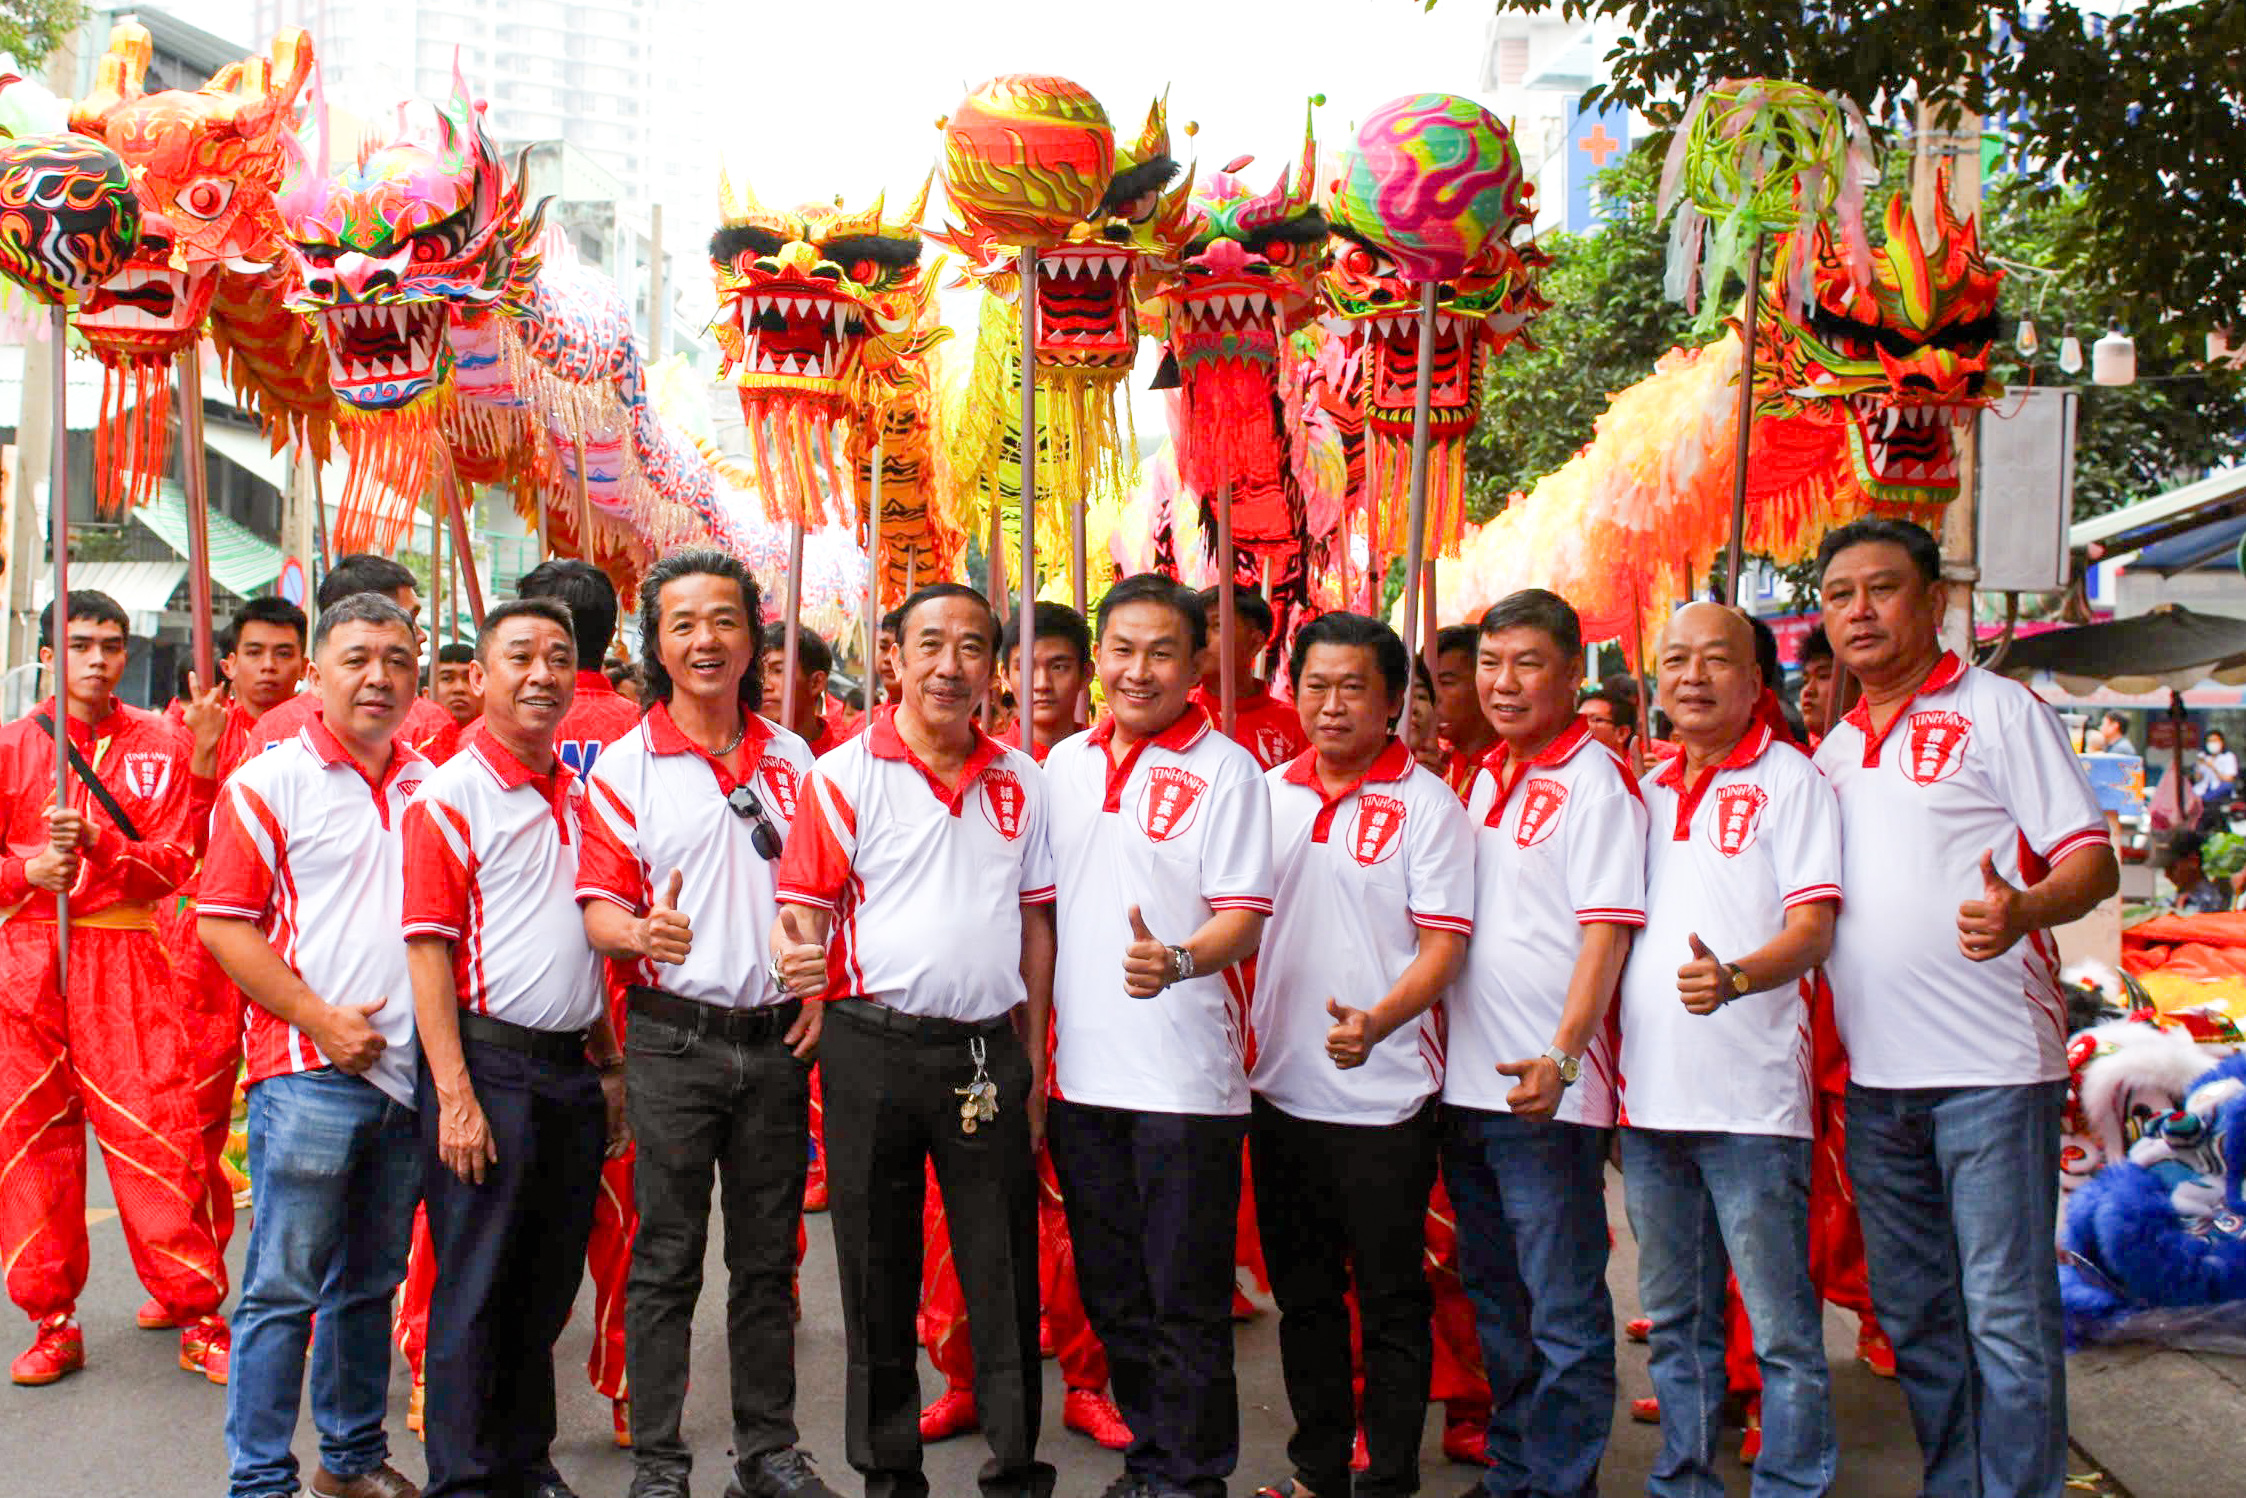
top-left (0, 1150), bottom-right (2146, 1497)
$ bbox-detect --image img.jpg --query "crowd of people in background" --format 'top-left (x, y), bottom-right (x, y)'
top-left (0, 516), bottom-right (2116, 1498)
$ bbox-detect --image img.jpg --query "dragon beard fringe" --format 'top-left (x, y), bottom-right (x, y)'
top-left (91, 354), bottom-right (173, 516)
top-left (333, 395), bottom-right (447, 555)
top-left (1366, 430), bottom-right (1468, 559)
top-left (738, 396), bottom-right (851, 531)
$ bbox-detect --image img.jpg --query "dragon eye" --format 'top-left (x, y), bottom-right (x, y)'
top-left (1262, 240), bottom-right (1298, 268)
top-left (178, 178), bottom-right (234, 221)
top-left (849, 259), bottom-right (879, 285)
top-left (1340, 243), bottom-right (1373, 275)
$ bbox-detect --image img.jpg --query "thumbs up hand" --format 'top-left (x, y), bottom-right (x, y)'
top-left (1325, 997), bottom-right (1379, 1069)
top-left (1123, 904), bottom-right (1176, 999)
top-left (1677, 931), bottom-right (1731, 1015)
top-left (640, 869), bottom-right (694, 965)
top-left (771, 905), bottom-right (828, 1000)
top-left (1957, 849), bottom-right (2025, 963)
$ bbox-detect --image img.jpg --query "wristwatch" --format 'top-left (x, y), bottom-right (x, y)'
top-left (1167, 944), bottom-right (1197, 985)
top-left (1541, 1045), bottom-right (1581, 1086)
top-left (1724, 962), bottom-right (1752, 1000)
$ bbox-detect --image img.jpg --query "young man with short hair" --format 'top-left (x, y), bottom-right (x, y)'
top-left (774, 581), bottom-right (1057, 1498)
top-left (404, 599), bottom-right (628, 1498)
top-left (1249, 612), bottom-right (1473, 1498)
top-left (253, 553), bottom-right (460, 764)
top-left (999, 601), bottom-right (1092, 762)
top-left (1619, 602), bottom-right (1841, 1498)
top-left (203, 592), bottom-right (431, 1498)
top-left (1447, 588), bottom-right (1646, 1498)
top-left (1046, 573), bottom-right (1274, 1498)
top-left (762, 624), bottom-right (847, 756)
top-left (0, 591), bottom-right (228, 1387)
top-left (1796, 626), bottom-right (1836, 743)
top-left (580, 550), bottom-right (830, 1498)
top-left (1191, 585), bottom-right (1307, 772)
top-left (1815, 519), bottom-right (2116, 1498)
top-left (1432, 624), bottom-right (1493, 796)
top-left (432, 644), bottom-right (479, 728)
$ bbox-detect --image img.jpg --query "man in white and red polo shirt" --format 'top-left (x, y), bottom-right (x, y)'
top-left (402, 598), bottom-right (626, 1498)
top-left (199, 591), bottom-right (429, 1498)
top-left (1446, 587), bottom-right (1644, 1498)
top-left (577, 548), bottom-right (832, 1498)
top-left (1044, 573), bottom-right (1273, 1498)
top-left (773, 581), bottom-right (1057, 1498)
top-left (1617, 601), bottom-right (1842, 1498)
top-left (1813, 519), bottom-right (2116, 1498)
top-left (1249, 612), bottom-right (1473, 1498)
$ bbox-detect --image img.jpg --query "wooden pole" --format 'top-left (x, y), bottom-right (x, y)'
top-left (647, 203), bottom-right (665, 364)
top-left (46, 305), bottom-right (70, 979)
top-left (173, 349), bottom-right (216, 686)
top-left (434, 445), bottom-right (486, 625)
top-left (1723, 232), bottom-right (1765, 608)
top-left (865, 438), bottom-right (882, 708)
top-left (779, 519), bottom-right (804, 730)
top-left (1070, 498), bottom-right (1087, 614)
top-left (573, 430), bottom-right (595, 561)
top-left (427, 470), bottom-right (442, 697)
top-left (1217, 481), bottom-right (1238, 739)
top-left (1394, 281), bottom-right (1440, 735)
top-left (1017, 247), bottom-right (1037, 753)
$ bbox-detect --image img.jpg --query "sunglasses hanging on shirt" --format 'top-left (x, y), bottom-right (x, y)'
top-left (726, 783), bottom-right (784, 862)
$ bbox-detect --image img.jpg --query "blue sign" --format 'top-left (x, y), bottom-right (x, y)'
top-left (1564, 99), bottom-right (1631, 234)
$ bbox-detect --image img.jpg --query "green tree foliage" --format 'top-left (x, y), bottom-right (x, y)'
top-left (0, 0), bottom-right (85, 71)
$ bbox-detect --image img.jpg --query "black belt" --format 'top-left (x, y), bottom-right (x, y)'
top-left (456, 1008), bottom-right (590, 1067)
top-left (628, 986), bottom-right (801, 1044)
top-left (825, 998), bottom-right (1012, 1046)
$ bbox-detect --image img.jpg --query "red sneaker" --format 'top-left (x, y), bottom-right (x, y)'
top-left (1061, 1387), bottom-right (1131, 1450)
top-left (1740, 1399), bottom-right (1762, 1465)
top-left (1624, 1316), bottom-right (1652, 1343)
top-left (135, 1297), bottom-right (179, 1331)
top-left (1231, 1287), bottom-right (1260, 1321)
top-left (1039, 1313), bottom-right (1056, 1359)
top-left (1857, 1317), bottom-right (1898, 1379)
top-left (802, 1166), bottom-right (829, 1214)
top-left (10, 1315), bottom-right (84, 1386)
top-left (920, 1385), bottom-right (979, 1442)
top-left (1629, 1396), bottom-right (1660, 1424)
top-left (613, 1396), bottom-right (632, 1448)
top-left (1350, 1427), bottom-right (1369, 1472)
top-left (180, 1315), bottom-right (229, 1384)
top-left (407, 1380), bottom-right (425, 1438)
top-left (1441, 1418), bottom-right (1488, 1466)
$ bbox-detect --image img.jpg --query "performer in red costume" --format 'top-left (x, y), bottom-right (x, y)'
top-left (918, 602), bottom-right (1131, 1451)
top-left (0, 591), bottom-right (229, 1386)
top-left (160, 598), bottom-right (307, 1300)
top-left (252, 554), bottom-right (461, 765)
top-left (396, 559), bottom-right (646, 1446)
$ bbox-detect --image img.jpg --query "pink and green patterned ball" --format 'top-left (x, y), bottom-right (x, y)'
top-left (1328, 93), bottom-right (1529, 283)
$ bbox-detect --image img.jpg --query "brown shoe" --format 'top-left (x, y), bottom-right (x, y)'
top-left (312, 1463), bottom-right (421, 1498)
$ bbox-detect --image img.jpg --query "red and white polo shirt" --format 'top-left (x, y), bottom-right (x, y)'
top-left (1044, 703), bottom-right (1275, 1117)
top-left (774, 705), bottom-right (1052, 1023)
top-left (1447, 715), bottom-right (1647, 1126)
top-left (1251, 738), bottom-right (1475, 1126)
top-left (1191, 681), bottom-right (1310, 772)
top-left (577, 702), bottom-right (814, 1006)
top-left (1618, 721), bottom-right (1841, 1137)
top-left (401, 727), bottom-right (604, 1035)
top-left (1813, 652), bottom-right (2108, 1088)
top-left (198, 713), bottom-right (430, 1107)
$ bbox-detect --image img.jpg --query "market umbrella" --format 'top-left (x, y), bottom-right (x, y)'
top-left (1993, 603), bottom-right (2246, 696)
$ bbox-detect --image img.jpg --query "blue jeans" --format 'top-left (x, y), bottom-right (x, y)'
top-left (1621, 1130), bottom-right (1835, 1498)
top-left (225, 1069), bottom-right (423, 1498)
top-left (1444, 1107), bottom-right (1614, 1498)
top-left (1846, 1081), bottom-right (2068, 1498)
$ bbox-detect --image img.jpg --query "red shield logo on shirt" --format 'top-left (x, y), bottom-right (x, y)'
top-left (116, 751), bottom-right (171, 801)
top-left (1253, 728), bottom-right (1293, 770)
top-left (1141, 765), bottom-right (1208, 843)
top-left (758, 756), bottom-right (801, 822)
top-left (1708, 783), bottom-right (1769, 857)
top-left (1902, 710), bottom-right (1971, 786)
top-left (1351, 794), bottom-right (1407, 867)
top-left (1514, 778), bottom-right (1568, 848)
top-left (982, 769), bottom-right (1027, 841)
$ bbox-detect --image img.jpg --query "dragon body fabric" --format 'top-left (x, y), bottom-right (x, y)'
top-left (935, 74), bottom-right (1193, 580)
top-left (277, 68), bottom-right (744, 563)
top-left (708, 174), bottom-right (956, 606)
top-left (1426, 178), bottom-right (2002, 656)
top-left (68, 23), bottom-right (333, 513)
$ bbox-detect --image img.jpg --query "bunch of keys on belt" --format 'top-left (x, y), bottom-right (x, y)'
top-left (956, 1036), bottom-right (999, 1134)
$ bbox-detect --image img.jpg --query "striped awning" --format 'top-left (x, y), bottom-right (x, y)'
top-left (131, 487), bottom-right (285, 599)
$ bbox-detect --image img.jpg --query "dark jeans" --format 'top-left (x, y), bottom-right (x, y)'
top-left (417, 1039), bottom-right (605, 1498)
top-left (1050, 1097), bottom-right (1248, 1498)
top-left (624, 1003), bottom-right (810, 1487)
top-left (1444, 1106), bottom-right (1614, 1498)
top-left (821, 1002), bottom-right (1052, 1498)
top-left (1847, 1081), bottom-right (2068, 1498)
top-left (1251, 1095), bottom-right (1438, 1498)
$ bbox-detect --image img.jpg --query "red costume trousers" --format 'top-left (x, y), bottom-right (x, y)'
top-left (159, 896), bottom-right (244, 1255)
top-left (0, 919), bottom-right (227, 1323)
top-left (921, 1151), bottom-right (1109, 1393)
top-left (1424, 1172), bottom-right (1491, 1421)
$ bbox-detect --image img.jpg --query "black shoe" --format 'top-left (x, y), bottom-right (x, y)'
top-left (1097, 1476), bottom-right (1153, 1498)
top-left (628, 1468), bottom-right (691, 1498)
top-left (731, 1448), bottom-right (840, 1498)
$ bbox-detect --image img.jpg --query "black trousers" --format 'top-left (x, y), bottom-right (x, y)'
top-left (623, 1000), bottom-right (810, 1486)
top-left (821, 1002), bottom-right (1053, 1498)
top-left (1251, 1094), bottom-right (1440, 1498)
top-left (1049, 1097), bottom-right (1247, 1498)
top-left (417, 1038), bottom-right (604, 1498)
